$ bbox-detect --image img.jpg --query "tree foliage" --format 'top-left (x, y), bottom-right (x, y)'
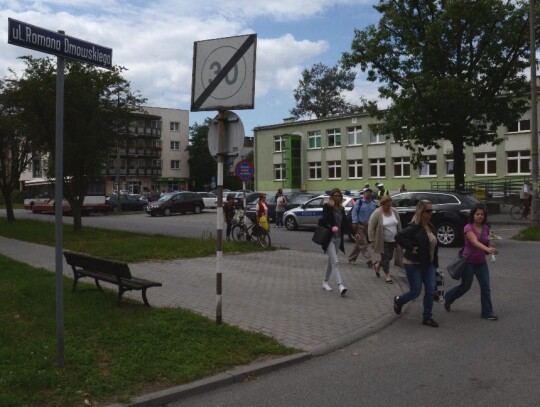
top-left (290, 63), bottom-right (358, 119)
top-left (342, 0), bottom-right (538, 190)
top-left (7, 56), bottom-right (145, 231)
top-left (186, 118), bottom-right (217, 191)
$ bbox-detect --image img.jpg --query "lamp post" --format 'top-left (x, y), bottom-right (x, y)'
top-left (530, 0), bottom-right (539, 227)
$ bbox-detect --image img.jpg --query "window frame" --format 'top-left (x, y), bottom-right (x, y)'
top-left (308, 161), bottom-right (322, 180)
top-left (347, 126), bottom-right (363, 145)
top-left (307, 130), bottom-right (322, 149)
top-left (474, 152), bottom-right (497, 176)
top-left (347, 159), bottom-right (363, 179)
top-left (327, 160), bottom-right (342, 180)
top-left (170, 122), bottom-right (180, 131)
top-left (327, 128), bottom-right (342, 148)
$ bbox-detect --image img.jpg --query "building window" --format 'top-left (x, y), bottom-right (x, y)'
top-left (274, 164), bottom-right (286, 180)
top-left (327, 160), bottom-right (342, 179)
top-left (370, 158), bottom-right (386, 178)
top-left (369, 126), bottom-right (386, 144)
top-left (474, 152), bottom-right (496, 175)
top-left (508, 119), bottom-right (531, 132)
top-left (419, 155), bottom-right (437, 176)
top-left (507, 151), bottom-right (530, 174)
top-left (32, 159), bottom-right (41, 178)
top-left (308, 130), bottom-right (322, 149)
top-left (347, 159), bottom-right (363, 178)
top-left (151, 120), bottom-right (161, 129)
top-left (171, 160), bottom-right (180, 170)
top-left (393, 157), bottom-right (410, 177)
top-left (327, 128), bottom-right (341, 147)
top-left (274, 136), bottom-right (286, 152)
top-left (347, 126), bottom-right (362, 145)
top-left (445, 155), bottom-right (454, 175)
top-left (309, 162), bottom-right (322, 179)
top-left (170, 141), bottom-right (180, 150)
top-left (170, 122), bottom-right (180, 131)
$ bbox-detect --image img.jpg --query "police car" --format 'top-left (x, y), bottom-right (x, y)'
top-left (283, 194), bottom-right (355, 231)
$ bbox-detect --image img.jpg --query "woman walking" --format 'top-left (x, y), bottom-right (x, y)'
top-left (368, 195), bottom-right (402, 284)
top-left (444, 204), bottom-right (498, 320)
top-left (393, 200), bottom-right (439, 327)
top-left (320, 188), bottom-right (350, 296)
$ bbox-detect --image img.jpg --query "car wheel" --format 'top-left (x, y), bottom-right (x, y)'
top-left (194, 206), bottom-right (201, 214)
top-left (284, 216), bottom-right (298, 231)
top-left (164, 208), bottom-right (171, 216)
top-left (436, 222), bottom-right (458, 247)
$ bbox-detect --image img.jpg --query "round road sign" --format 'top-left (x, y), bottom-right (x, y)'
top-left (234, 160), bottom-right (254, 182)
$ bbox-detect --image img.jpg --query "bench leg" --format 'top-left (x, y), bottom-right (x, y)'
top-left (94, 279), bottom-right (103, 291)
top-left (142, 288), bottom-right (151, 307)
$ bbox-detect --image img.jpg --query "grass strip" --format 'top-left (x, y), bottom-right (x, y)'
top-left (0, 255), bottom-right (297, 406)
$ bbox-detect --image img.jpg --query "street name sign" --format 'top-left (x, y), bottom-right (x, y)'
top-left (191, 34), bottom-right (256, 111)
top-left (8, 18), bottom-right (113, 69)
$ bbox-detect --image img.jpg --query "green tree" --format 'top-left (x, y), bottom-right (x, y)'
top-left (342, 0), bottom-right (537, 190)
top-left (290, 63), bottom-right (358, 119)
top-left (187, 118), bottom-right (217, 191)
top-left (0, 78), bottom-right (40, 222)
top-left (9, 56), bottom-right (145, 231)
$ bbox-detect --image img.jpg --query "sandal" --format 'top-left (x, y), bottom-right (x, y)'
top-left (385, 277), bottom-right (394, 284)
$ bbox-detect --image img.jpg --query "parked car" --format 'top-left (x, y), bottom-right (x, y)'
top-left (283, 195), bottom-right (355, 231)
top-left (391, 190), bottom-right (481, 247)
top-left (246, 193), bottom-right (317, 223)
top-left (196, 192), bottom-right (218, 209)
top-left (227, 191), bottom-right (258, 208)
top-left (107, 194), bottom-right (148, 212)
top-left (145, 192), bottom-right (205, 216)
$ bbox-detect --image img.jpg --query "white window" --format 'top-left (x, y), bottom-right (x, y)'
top-left (474, 152), bottom-right (496, 175)
top-left (170, 122), bottom-right (180, 131)
top-left (327, 160), bottom-right (342, 179)
top-left (150, 120), bottom-right (161, 129)
top-left (327, 128), bottom-right (341, 147)
top-left (508, 119), bottom-right (530, 132)
top-left (347, 159), bottom-right (363, 178)
top-left (309, 162), bottom-right (322, 179)
top-left (170, 141), bottom-right (180, 150)
top-left (347, 126), bottom-right (362, 145)
top-left (171, 160), bottom-right (180, 169)
top-left (308, 131), bottom-right (322, 149)
top-left (445, 155), bottom-right (454, 175)
top-left (274, 136), bottom-right (286, 152)
top-left (507, 151), bottom-right (530, 174)
top-left (419, 155), bottom-right (437, 176)
top-left (369, 126), bottom-right (386, 144)
top-left (393, 157), bottom-right (410, 177)
top-left (370, 158), bottom-right (386, 178)
top-left (274, 164), bottom-right (286, 180)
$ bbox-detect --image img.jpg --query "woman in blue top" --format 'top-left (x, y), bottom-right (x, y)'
top-left (444, 204), bottom-right (498, 320)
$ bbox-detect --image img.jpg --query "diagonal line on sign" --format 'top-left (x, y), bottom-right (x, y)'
top-left (193, 34), bottom-right (256, 110)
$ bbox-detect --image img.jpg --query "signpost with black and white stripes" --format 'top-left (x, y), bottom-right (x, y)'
top-left (8, 17), bottom-right (113, 367)
top-left (191, 34), bottom-right (256, 325)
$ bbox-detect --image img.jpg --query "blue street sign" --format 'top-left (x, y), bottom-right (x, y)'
top-left (8, 18), bottom-right (113, 69)
top-left (234, 160), bottom-right (254, 182)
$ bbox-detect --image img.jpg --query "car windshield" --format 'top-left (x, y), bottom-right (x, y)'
top-left (158, 193), bottom-right (175, 202)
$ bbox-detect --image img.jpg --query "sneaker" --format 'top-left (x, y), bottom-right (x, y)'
top-left (322, 281), bottom-right (333, 292)
top-left (393, 296), bottom-right (402, 315)
top-left (422, 318), bottom-right (439, 328)
top-left (444, 301), bottom-right (451, 312)
top-left (482, 315), bottom-right (498, 321)
top-left (338, 284), bottom-right (348, 296)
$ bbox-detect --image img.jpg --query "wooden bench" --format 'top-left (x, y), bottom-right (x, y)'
top-left (63, 250), bottom-right (162, 307)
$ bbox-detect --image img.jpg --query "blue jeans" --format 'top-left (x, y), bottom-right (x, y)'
top-left (397, 263), bottom-right (436, 320)
top-left (445, 261), bottom-right (494, 318)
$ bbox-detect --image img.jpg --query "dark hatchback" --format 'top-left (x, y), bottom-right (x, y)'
top-left (391, 190), bottom-right (481, 247)
top-left (145, 192), bottom-right (205, 216)
top-left (107, 194), bottom-right (148, 212)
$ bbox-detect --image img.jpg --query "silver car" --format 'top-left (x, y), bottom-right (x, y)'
top-left (283, 195), bottom-right (355, 230)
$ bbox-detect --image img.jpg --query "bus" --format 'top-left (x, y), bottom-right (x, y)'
top-left (23, 177), bottom-right (108, 214)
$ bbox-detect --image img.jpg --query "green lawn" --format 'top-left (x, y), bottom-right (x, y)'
top-left (512, 226), bottom-right (540, 241)
top-left (0, 217), bottom-right (294, 406)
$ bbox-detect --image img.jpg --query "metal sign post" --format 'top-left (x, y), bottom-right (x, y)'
top-left (191, 34), bottom-right (256, 325)
top-left (8, 17), bottom-right (113, 367)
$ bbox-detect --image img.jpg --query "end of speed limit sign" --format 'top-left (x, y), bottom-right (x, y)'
top-left (191, 34), bottom-right (256, 112)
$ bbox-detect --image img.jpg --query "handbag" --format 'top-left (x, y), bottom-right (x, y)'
top-left (446, 249), bottom-right (469, 280)
top-left (259, 214), bottom-right (269, 231)
top-left (312, 225), bottom-right (331, 245)
top-left (394, 245), bottom-right (404, 268)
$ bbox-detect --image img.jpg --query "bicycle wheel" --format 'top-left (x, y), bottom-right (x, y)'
top-left (509, 204), bottom-right (523, 220)
top-left (231, 225), bottom-right (248, 242)
top-left (253, 228), bottom-right (271, 248)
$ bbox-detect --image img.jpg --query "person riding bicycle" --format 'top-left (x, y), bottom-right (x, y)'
top-left (520, 181), bottom-right (532, 219)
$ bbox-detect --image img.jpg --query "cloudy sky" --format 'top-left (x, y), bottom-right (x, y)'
top-left (1, 0), bottom-right (381, 134)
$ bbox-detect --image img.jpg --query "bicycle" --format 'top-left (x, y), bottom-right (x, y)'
top-left (509, 201), bottom-right (525, 220)
top-left (231, 214), bottom-right (271, 248)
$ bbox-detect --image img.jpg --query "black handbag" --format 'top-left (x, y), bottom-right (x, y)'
top-left (312, 225), bottom-right (331, 245)
top-left (446, 249), bottom-right (469, 280)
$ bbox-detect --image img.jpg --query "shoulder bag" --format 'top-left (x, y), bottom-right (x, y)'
top-left (312, 224), bottom-right (331, 245)
top-left (446, 226), bottom-right (483, 280)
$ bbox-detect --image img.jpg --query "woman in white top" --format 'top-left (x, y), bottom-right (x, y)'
top-left (368, 195), bottom-right (402, 284)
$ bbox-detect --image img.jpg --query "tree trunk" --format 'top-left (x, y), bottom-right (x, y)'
top-left (452, 139), bottom-right (466, 192)
top-left (70, 200), bottom-right (83, 233)
top-left (1, 188), bottom-right (15, 222)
